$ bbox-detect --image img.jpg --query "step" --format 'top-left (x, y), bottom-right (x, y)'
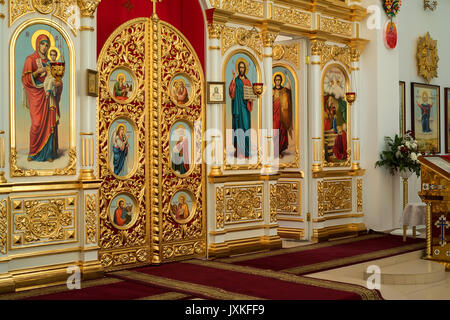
top-left (363, 259), bottom-right (446, 285)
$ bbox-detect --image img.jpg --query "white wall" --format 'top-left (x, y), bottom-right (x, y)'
top-left (360, 0), bottom-right (449, 231)
top-left (398, 0), bottom-right (450, 205)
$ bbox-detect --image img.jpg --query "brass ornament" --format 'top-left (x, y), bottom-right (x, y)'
top-left (0, 200), bottom-right (6, 254)
top-left (222, 26), bottom-right (263, 60)
top-left (273, 43), bottom-right (300, 69)
top-left (224, 185), bottom-right (263, 224)
top-left (32, 0), bottom-right (55, 14)
top-left (207, 23), bottom-right (224, 39)
top-left (216, 187), bottom-right (225, 229)
top-left (271, 182), bottom-right (301, 215)
top-left (85, 193), bottom-right (97, 244)
top-left (77, 0), bottom-right (101, 18)
top-left (261, 30), bottom-right (278, 48)
top-left (416, 32), bottom-right (439, 84)
top-left (310, 39), bottom-right (325, 56)
top-left (272, 5), bottom-right (312, 28)
top-left (11, 196), bottom-right (77, 248)
top-left (8, 0), bottom-right (34, 27)
top-left (319, 16), bottom-right (353, 37)
top-left (317, 179), bottom-right (352, 215)
top-left (213, 0), bottom-right (264, 18)
top-left (357, 179), bottom-right (363, 212)
top-left (320, 44), bottom-right (352, 73)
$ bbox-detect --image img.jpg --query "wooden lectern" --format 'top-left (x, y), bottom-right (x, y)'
top-left (418, 155), bottom-right (450, 270)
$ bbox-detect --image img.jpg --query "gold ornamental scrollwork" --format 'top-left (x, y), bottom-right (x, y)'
top-left (9, 0), bottom-right (34, 26)
top-left (273, 43), bottom-right (300, 69)
top-left (215, 0), bottom-right (264, 18)
top-left (271, 182), bottom-right (301, 215)
top-left (216, 186), bottom-right (225, 229)
top-left (320, 44), bottom-right (352, 73)
top-left (0, 200), bottom-right (6, 254)
top-left (207, 23), bottom-right (224, 39)
top-left (319, 16), bottom-right (353, 38)
top-left (310, 39), bottom-right (325, 56)
top-left (272, 5), bottom-right (312, 29)
top-left (11, 195), bottom-right (77, 248)
top-left (269, 184), bottom-right (277, 223)
top-left (318, 179), bottom-right (352, 214)
top-left (222, 26), bottom-right (262, 60)
top-left (357, 179), bottom-right (363, 212)
top-left (261, 30), bottom-right (278, 48)
top-left (53, 0), bottom-right (78, 36)
top-left (32, 0), bottom-right (55, 14)
top-left (85, 193), bottom-right (97, 244)
top-left (77, 0), bottom-right (101, 18)
top-left (417, 32), bottom-right (439, 84)
top-left (224, 185), bottom-right (263, 224)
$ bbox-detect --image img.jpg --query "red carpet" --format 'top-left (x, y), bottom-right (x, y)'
top-left (0, 277), bottom-right (192, 300)
top-left (110, 259), bottom-right (382, 300)
top-left (219, 234), bottom-right (425, 275)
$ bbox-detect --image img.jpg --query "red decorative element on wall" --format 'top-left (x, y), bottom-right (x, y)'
top-left (385, 21), bottom-right (397, 49)
top-left (97, 0), bottom-right (206, 68)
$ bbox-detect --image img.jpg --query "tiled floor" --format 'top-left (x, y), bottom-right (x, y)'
top-left (280, 229), bottom-right (450, 300)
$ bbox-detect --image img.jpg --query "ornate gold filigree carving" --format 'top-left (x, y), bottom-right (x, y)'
top-left (273, 43), bottom-right (300, 69)
top-left (9, 0), bottom-right (34, 27)
top-left (207, 23), bottom-right (224, 39)
top-left (270, 184), bottom-right (277, 223)
top-left (261, 30), bottom-right (278, 48)
top-left (85, 193), bottom-right (97, 244)
top-left (319, 16), bottom-right (353, 37)
top-left (351, 47), bottom-right (361, 62)
top-left (357, 179), bottom-right (363, 212)
top-left (11, 195), bottom-right (77, 248)
top-left (224, 185), bottom-right (263, 224)
top-left (99, 248), bottom-right (150, 269)
top-left (222, 26), bottom-right (262, 59)
top-left (320, 44), bottom-right (352, 73)
top-left (162, 241), bottom-right (205, 260)
top-left (53, 0), bottom-right (78, 36)
top-left (0, 200), bottom-right (6, 254)
top-left (310, 39), bottom-right (325, 56)
top-left (10, 148), bottom-right (77, 177)
top-left (417, 32), bottom-right (439, 84)
top-left (77, 0), bottom-right (100, 18)
top-left (273, 5), bottom-right (312, 28)
top-left (318, 179), bottom-right (352, 214)
top-left (98, 19), bottom-right (148, 269)
top-left (216, 187), bottom-right (224, 229)
top-left (216, 0), bottom-right (264, 18)
top-left (271, 182), bottom-right (301, 215)
top-left (32, 0), bottom-right (55, 14)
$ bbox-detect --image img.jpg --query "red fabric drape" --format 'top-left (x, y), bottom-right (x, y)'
top-left (97, 0), bottom-right (205, 69)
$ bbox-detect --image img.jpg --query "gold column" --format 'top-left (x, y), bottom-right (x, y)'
top-left (426, 202), bottom-right (432, 258)
top-left (0, 131), bottom-right (5, 183)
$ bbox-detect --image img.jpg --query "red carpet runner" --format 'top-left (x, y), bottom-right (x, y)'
top-left (0, 277), bottom-right (193, 300)
top-left (219, 234), bottom-right (425, 275)
top-left (110, 259), bottom-right (383, 300)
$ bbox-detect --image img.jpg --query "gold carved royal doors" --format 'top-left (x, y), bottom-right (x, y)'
top-left (97, 17), bottom-right (205, 271)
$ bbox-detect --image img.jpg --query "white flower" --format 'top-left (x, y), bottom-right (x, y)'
top-left (395, 151), bottom-right (401, 158)
top-left (405, 141), bottom-right (411, 149)
top-left (397, 146), bottom-right (402, 150)
top-left (410, 153), bottom-right (417, 161)
top-left (411, 142), bottom-right (417, 150)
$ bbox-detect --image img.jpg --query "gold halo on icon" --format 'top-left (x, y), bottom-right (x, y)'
top-left (272, 72), bottom-right (285, 87)
top-left (116, 123), bottom-right (127, 133)
top-left (31, 29), bottom-right (55, 51)
top-left (235, 58), bottom-right (249, 76)
top-left (116, 73), bottom-right (126, 82)
top-left (116, 197), bottom-right (127, 207)
top-left (47, 46), bottom-right (61, 61)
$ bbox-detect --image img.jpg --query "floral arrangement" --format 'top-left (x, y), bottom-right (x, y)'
top-left (375, 130), bottom-right (421, 177)
top-left (383, 0), bottom-right (402, 20)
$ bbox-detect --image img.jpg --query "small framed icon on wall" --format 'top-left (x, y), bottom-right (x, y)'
top-left (87, 68), bottom-right (98, 97)
top-left (207, 81), bottom-right (225, 104)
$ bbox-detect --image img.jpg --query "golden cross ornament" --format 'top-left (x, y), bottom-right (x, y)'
top-left (151, 0), bottom-right (163, 15)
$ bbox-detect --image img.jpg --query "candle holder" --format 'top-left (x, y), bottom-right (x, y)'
top-left (345, 92), bottom-right (356, 105)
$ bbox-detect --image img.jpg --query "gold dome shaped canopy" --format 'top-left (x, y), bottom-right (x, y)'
top-left (417, 32), bottom-right (439, 84)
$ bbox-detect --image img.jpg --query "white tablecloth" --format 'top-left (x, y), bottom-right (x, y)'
top-left (400, 203), bottom-right (426, 226)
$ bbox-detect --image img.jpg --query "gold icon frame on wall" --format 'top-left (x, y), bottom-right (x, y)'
top-left (107, 192), bottom-right (139, 231)
top-left (107, 65), bottom-right (139, 104)
top-left (107, 115), bottom-right (139, 180)
top-left (9, 18), bottom-right (76, 177)
top-left (222, 49), bottom-right (262, 170)
top-left (272, 62), bottom-right (300, 169)
top-left (168, 119), bottom-right (195, 178)
top-left (169, 189), bottom-right (198, 225)
top-left (321, 63), bottom-right (351, 168)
